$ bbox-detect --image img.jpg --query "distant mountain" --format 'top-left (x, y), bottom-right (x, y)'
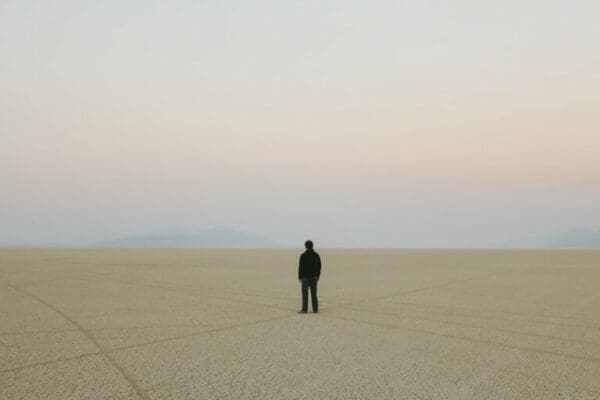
top-left (507, 228), bottom-right (600, 248)
top-left (543, 229), bottom-right (600, 248)
top-left (95, 227), bottom-right (282, 248)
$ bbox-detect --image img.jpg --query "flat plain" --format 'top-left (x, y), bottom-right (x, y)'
top-left (1, 249), bottom-right (600, 399)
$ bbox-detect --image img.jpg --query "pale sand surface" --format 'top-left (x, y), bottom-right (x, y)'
top-left (1, 249), bottom-right (600, 399)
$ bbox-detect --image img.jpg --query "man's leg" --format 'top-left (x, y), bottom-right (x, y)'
top-left (300, 279), bottom-right (309, 312)
top-left (309, 278), bottom-right (318, 313)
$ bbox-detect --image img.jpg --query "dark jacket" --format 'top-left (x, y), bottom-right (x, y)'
top-left (299, 249), bottom-right (321, 279)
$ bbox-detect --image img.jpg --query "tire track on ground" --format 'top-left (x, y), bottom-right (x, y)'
top-left (492, 365), bottom-right (600, 398)
top-left (0, 304), bottom-right (296, 375)
top-left (5, 283), bottom-right (150, 400)
top-left (326, 269), bottom-right (514, 311)
top-left (390, 303), bottom-right (600, 336)
top-left (73, 271), bottom-right (296, 313)
top-left (110, 313), bottom-right (296, 354)
top-left (0, 329), bottom-right (80, 337)
top-left (141, 312), bottom-right (432, 398)
top-left (339, 304), bottom-right (600, 347)
top-left (43, 256), bottom-right (292, 300)
top-left (385, 300), bottom-right (600, 329)
top-left (320, 313), bottom-right (600, 365)
top-left (442, 287), bottom-right (594, 310)
top-left (0, 350), bottom-right (103, 374)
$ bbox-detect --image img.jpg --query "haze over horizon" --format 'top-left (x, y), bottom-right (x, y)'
top-left (2, 1), bottom-right (599, 247)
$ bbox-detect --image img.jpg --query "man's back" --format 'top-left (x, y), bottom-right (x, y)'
top-left (299, 249), bottom-right (321, 279)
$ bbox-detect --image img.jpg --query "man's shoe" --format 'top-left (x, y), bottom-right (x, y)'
top-left (297, 310), bottom-right (307, 314)
top-left (313, 310), bottom-right (319, 313)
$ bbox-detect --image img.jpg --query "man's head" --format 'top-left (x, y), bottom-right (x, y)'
top-left (304, 240), bottom-right (314, 250)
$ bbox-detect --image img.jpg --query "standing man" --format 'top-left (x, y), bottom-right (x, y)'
top-left (298, 240), bottom-right (321, 313)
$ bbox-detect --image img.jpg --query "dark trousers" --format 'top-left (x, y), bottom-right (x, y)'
top-left (301, 278), bottom-right (318, 312)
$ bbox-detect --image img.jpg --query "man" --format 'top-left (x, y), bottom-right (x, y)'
top-left (298, 240), bottom-right (321, 313)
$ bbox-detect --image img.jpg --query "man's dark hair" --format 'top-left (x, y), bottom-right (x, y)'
top-left (304, 240), bottom-right (314, 250)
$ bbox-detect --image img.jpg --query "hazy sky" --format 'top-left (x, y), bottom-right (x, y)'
top-left (1, 1), bottom-right (599, 246)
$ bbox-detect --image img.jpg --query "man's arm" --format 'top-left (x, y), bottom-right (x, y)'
top-left (298, 254), bottom-right (303, 280)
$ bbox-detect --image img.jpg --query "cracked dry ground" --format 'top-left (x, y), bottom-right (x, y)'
top-left (1, 249), bottom-right (600, 399)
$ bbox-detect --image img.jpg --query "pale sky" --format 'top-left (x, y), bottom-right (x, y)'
top-left (1, 1), bottom-right (599, 246)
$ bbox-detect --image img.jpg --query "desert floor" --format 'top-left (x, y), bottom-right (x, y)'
top-left (1, 249), bottom-right (600, 399)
